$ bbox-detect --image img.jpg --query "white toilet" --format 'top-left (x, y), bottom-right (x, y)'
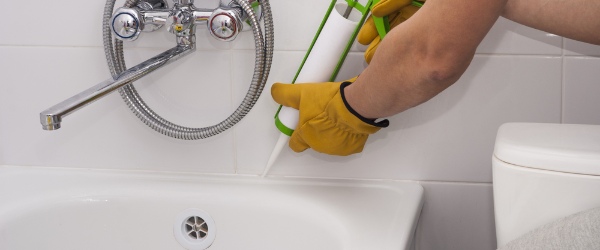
top-left (492, 123), bottom-right (600, 247)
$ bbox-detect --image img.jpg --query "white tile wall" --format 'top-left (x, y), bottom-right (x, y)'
top-left (565, 39), bottom-right (600, 56)
top-left (2, 1), bottom-right (600, 250)
top-left (477, 18), bottom-right (562, 55)
top-left (0, 46), bottom-right (236, 173)
top-left (563, 57), bottom-right (600, 125)
top-left (2, 0), bottom-right (224, 50)
top-left (241, 54), bottom-right (562, 182)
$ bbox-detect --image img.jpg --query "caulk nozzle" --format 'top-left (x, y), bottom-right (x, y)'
top-left (261, 133), bottom-right (290, 177)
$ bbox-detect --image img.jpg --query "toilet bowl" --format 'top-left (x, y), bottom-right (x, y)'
top-left (492, 123), bottom-right (600, 247)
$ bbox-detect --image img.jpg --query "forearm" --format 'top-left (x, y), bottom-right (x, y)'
top-left (502, 0), bottom-right (600, 45)
top-left (345, 0), bottom-right (507, 118)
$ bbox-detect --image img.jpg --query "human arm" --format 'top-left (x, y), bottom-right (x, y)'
top-left (344, 0), bottom-right (508, 118)
top-left (347, 0), bottom-right (600, 119)
top-left (502, 0), bottom-right (600, 45)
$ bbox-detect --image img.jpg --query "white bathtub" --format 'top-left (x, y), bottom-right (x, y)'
top-left (0, 166), bottom-right (423, 250)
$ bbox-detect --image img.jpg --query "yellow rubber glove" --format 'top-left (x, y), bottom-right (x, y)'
top-left (271, 79), bottom-right (389, 156)
top-left (357, 0), bottom-right (422, 63)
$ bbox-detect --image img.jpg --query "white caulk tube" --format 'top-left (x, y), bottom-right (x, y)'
top-left (262, 2), bottom-right (361, 177)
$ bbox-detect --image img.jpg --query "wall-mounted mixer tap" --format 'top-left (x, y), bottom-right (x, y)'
top-left (110, 0), bottom-right (246, 43)
top-left (40, 0), bottom-right (273, 140)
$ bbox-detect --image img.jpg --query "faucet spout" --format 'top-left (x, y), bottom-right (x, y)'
top-left (40, 45), bottom-right (194, 130)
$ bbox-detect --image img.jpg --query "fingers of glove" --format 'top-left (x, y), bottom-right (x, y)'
top-left (357, 13), bottom-right (400, 45)
top-left (290, 124), bottom-right (365, 156)
top-left (372, 0), bottom-right (412, 17)
top-left (357, 16), bottom-right (377, 45)
top-left (362, 14), bottom-right (406, 64)
top-left (364, 36), bottom-right (381, 64)
top-left (400, 5), bottom-right (420, 20)
top-left (359, 4), bottom-right (418, 45)
top-left (389, 15), bottom-right (407, 29)
top-left (271, 83), bottom-right (302, 109)
top-left (289, 132), bottom-right (310, 153)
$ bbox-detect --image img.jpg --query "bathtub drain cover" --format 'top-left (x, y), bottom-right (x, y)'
top-left (185, 216), bottom-right (209, 239)
top-left (174, 208), bottom-right (216, 250)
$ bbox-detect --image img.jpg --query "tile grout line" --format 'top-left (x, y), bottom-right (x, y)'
top-left (229, 48), bottom-right (239, 174)
top-left (561, 37), bottom-right (566, 124)
top-left (277, 174), bottom-right (492, 185)
top-left (418, 180), bottom-right (492, 186)
top-left (0, 44), bottom-right (584, 58)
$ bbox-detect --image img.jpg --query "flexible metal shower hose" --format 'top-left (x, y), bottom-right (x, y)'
top-left (102, 0), bottom-right (273, 140)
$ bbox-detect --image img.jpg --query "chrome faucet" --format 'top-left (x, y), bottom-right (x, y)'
top-left (40, 0), bottom-right (258, 130)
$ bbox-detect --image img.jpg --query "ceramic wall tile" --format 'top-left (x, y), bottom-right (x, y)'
top-left (231, 50), bottom-right (304, 174)
top-left (563, 57), bottom-right (600, 125)
top-left (1, 0), bottom-right (106, 47)
top-left (3, 1), bottom-right (570, 54)
top-left (122, 47), bottom-right (234, 128)
top-left (415, 182), bottom-right (497, 250)
top-left (248, 55), bottom-right (561, 182)
top-left (1, 0), bottom-right (227, 50)
top-left (0, 46), bottom-right (235, 173)
top-left (239, 0), bottom-right (357, 51)
top-left (238, 2), bottom-right (565, 55)
top-left (477, 18), bottom-right (562, 55)
top-left (564, 39), bottom-right (600, 56)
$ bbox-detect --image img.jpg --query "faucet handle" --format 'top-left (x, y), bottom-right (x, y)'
top-left (207, 8), bottom-right (242, 42)
top-left (111, 8), bottom-right (144, 41)
top-left (220, 0), bottom-right (262, 32)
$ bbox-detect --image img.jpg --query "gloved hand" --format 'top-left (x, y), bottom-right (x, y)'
top-left (271, 79), bottom-right (389, 156)
top-left (357, 0), bottom-right (422, 63)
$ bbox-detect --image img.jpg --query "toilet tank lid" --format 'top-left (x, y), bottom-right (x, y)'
top-left (494, 123), bottom-right (600, 176)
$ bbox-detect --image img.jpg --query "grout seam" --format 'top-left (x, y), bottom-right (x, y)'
top-left (561, 37), bottom-right (566, 123)
top-left (229, 49), bottom-right (239, 174)
top-left (2, 44), bottom-right (590, 57)
top-left (276, 174), bottom-right (492, 185)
